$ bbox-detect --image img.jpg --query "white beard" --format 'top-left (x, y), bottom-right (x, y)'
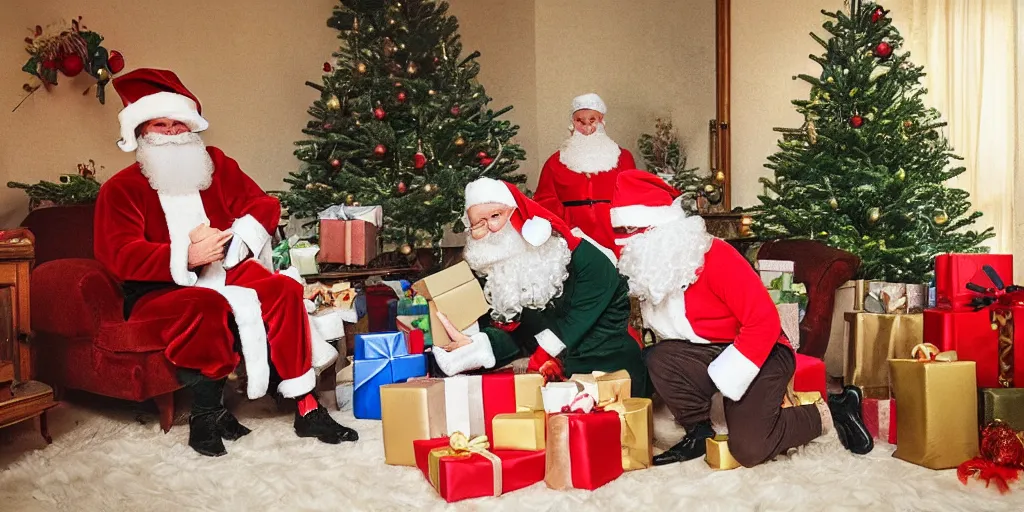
top-left (558, 123), bottom-right (622, 173)
top-left (463, 223), bottom-right (573, 322)
top-left (617, 215), bottom-right (714, 306)
top-left (136, 132), bottom-right (214, 196)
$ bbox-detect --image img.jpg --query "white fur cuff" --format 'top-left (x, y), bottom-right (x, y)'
top-left (707, 344), bottom-right (761, 401)
top-left (231, 215), bottom-right (271, 258)
top-left (277, 368), bottom-right (316, 398)
top-left (521, 217), bottom-right (552, 247)
top-left (535, 329), bottom-right (566, 357)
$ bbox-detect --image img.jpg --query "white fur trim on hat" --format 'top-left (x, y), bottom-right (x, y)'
top-left (610, 203), bottom-right (685, 228)
top-left (572, 93), bottom-right (607, 115)
top-left (521, 217), bottom-right (552, 247)
top-left (117, 91), bottom-right (210, 152)
top-left (464, 177), bottom-right (516, 210)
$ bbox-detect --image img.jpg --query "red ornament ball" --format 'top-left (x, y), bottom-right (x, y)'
top-left (397, 91), bottom-right (407, 103)
top-left (980, 422), bottom-right (1024, 467)
top-left (322, 122), bottom-right (333, 130)
top-left (107, 50), bottom-right (125, 74)
top-left (479, 157), bottom-right (494, 166)
top-left (42, 59), bottom-right (58, 69)
top-left (476, 151), bottom-right (488, 159)
top-left (60, 54), bottom-right (84, 77)
top-left (330, 158), bottom-right (341, 169)
top-left (397, 181), bottom-right (407, 194)
top-left (871, 7), bottom-right (886, 23)
top-left (874, 42), bottom-right (893, 59)
top-left (373, 107), bottom-right (386, 120)
top-left (450, 105), bottom-right (461, 117)
top-left (323, 62), bottom-right (333, 72)
top-left (374, 144), bottom-right (387, 157)
top-left (413, 152), bottom-right (427, 169)
top-left (849, 115), bottom-right (865, 128)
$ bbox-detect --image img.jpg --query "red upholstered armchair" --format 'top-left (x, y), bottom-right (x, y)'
top-left (23, 204), bottom-right (180, 432)
top-left (755, 239), bottom-right (861, 359)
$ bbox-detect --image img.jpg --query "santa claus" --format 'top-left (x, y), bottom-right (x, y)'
top-left (532, 93), bottom-right (635, 261)
top-left (94, 68), bottom-right (357, 457)
top-left (431, 177), bottom-right (650, 398)
top-left (610, 170), bottom-right (872, 466)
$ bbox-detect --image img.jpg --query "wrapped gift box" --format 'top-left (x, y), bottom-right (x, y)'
top-left (992, 304), bottom-right (1024, 388)
top-left (411, 262), bottom-right (490, 348)
top-left (288, 243), bottom-right (320, 276)
top-left (381, 380), bottom-right (447, 466)
top-left (439, 373), bottom-right (517, 440)
top-left (980, 388), bottom-right (1024, 431)
top-left (777, 303), bottom-right (801, 351)
top-left (353, 332), bottom-right (428, 419)
top-left (605, 397), bottom-right (654, 471)
top-left (864, 281), bottom-right (928, 314)
top-left (934, 254), bottom-right (1013, 311)
top-left (318, 218), bottom-right (378, 265)
top-left (541, 381), bottom-right (583, 413)
top-left (569, 370), bottom-right (631, 404)
top-left (862, 398), bottom-right (897, 445)
top-left (705, 434), bottom-right (741, 470)
top-left (492, 411), bottom-right (546, 451)
top-left (545, 411), bottom-right (623, 490)
top-left (413, 435), bottom-right (546, 502)
top-left (514, 373), bottom-right (545, 412)
top-left (889, 358), bottom-right (979, 469)
top-left (758, 260), bottom-right (802, 349)
top-left (793, 354), bottom-right (827, 399)
top-left (923, 308), bottom-right (1003, 388)
top-left (844, 312), bottom-right (924, 399)
top-left (396, 315), bottom-right (428, 353)
top-left (825, 279), bottom-right (869, 377)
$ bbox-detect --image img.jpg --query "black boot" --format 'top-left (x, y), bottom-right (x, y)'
top-left (294, 396), bottom-right (359, 444)
top-left (178, 370), bottom-right (250, 457)
top-left (827, 385), bottom-right (874, 455)
top-left (653, 420), bottom-right (716, 465)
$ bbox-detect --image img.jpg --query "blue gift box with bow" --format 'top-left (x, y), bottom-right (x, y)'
top-left (353, 332), bottom-right (427, 419)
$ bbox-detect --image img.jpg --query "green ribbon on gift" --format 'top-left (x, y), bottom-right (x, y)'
top-left (272, 239), bottom-right (291, 270)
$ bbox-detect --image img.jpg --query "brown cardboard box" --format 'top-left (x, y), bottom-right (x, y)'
top-left (411, 262), bottom-right (490, 348)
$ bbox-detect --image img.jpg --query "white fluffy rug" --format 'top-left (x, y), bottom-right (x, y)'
top-left (1, 395), bottom-right (1022, 512)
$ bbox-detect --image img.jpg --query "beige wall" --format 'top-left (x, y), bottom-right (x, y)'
top-left (0, 0), bottom-right (338, 228)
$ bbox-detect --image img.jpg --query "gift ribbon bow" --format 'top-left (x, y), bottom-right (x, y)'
top-left (428, 432), bottom-right (503, 497)
top-left (967, 265), bottom-right (1023, 311)
top-left (911, 343), bottom-right (957, 362)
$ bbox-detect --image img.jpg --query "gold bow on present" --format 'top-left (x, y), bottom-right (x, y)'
top-left (428, 432), bottom-right (503, 497)
top-left (911, 343), bottom-right (958, 362)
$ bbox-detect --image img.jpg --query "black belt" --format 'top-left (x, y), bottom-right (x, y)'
top-left (562, 199), bottom-right (610, 207)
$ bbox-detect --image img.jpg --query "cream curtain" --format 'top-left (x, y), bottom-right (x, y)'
top-left (891, 0), bottom-right (1018, 254)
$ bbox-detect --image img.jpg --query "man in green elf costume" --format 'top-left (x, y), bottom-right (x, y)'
top-left (432, 177), bottom-right (650, 398)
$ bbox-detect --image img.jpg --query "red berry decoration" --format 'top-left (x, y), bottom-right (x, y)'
top-left (330, 158), bottom-right (341, 169)
top-left (374, 144), bottom-right (387, 157)
top-left (42, 59), bottom-right (58, 69)
top-left (397, 181), bottom-right (407, 194)
top-left (397, 91), bottom-right (407, 103)
top-left (374, 106), bottom-right (386, 120)
top-left (479, 157), bottom-right (494, 167)
top-left (476, 151), bottom-right (488, 160)
top-left (874, 42), bottom-right (893, 59)
top-left (323, 61), bottom-right (333, 72)
top-left (107, 50), bottom-right (125, 74)
top-left (450, 105), bottom-right (461, 117)
top-left (60, 54), bottom-right (84, 77)
top-left (871, 7), bottom-right (886, 23)
top-left (413, 152), bottom-right (427, 169)
top-left (849, 115), bottom-right (864, 128)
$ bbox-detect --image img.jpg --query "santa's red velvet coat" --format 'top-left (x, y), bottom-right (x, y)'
top-left (94, 147), bottom-right (333, 399)
top-left (532, 149), bottom-right (635, 252)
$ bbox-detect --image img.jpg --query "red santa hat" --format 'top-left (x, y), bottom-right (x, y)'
top-left (464, 177), bottom-right (580, 250)
top-left (610, 170), bottom-right (686, 228)
top-left (111, 68), bottom-right (210, 152)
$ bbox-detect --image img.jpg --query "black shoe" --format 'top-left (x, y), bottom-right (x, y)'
top-left (216, 410), bottom-right (252, 441)
top-left (653, 420), bottom-right (716, 465)
top-left (827, 385), bottom-right (874, 455)
top-left (188, 410), bottom-right (227, 457)
top-left (294, 406), bottom-right (359, 444)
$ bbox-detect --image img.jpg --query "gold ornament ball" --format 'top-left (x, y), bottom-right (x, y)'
top-left (715, 171), bottom-right (726, 182)
top-left (703, 184), bottom-right (716, 194)
top-left (96, 68), bottom-right (111, 81)
top-left (904, 120), bottom-right (912, 128)
top-left (933, 211), bottom-right (949, 225)
top-left (422, 184), bottom-right (434, 193)
top-left (829, 198), bottom-right (839, 210)
top-left (428, 89), bottom-right (436, 96)
top-left (325, 95), bottom-right (341, 110)
top-left (895, 168), bottom-right (906, 181)
top-left (356, 62), bottom-right (368, 74)
top-left (346, 194), bottom-right (355, 205)
top-left (406, 62), bottom-right (419, 75)
top-left (400, 244), bottom-right (413, 255)
top-left (454, 136), bottom-right (465, 147)
top-left (867, 207), bottom-right (881, 224)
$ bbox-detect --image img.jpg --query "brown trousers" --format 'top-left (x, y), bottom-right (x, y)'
top-left (645, 340), bottom-right (822, 467)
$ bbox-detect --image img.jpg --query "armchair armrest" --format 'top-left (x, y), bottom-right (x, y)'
top-left (31, 258), bottom-right (124, 339)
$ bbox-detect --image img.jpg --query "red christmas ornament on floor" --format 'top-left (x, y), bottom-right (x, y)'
top-left (374, 107), bottom-right (386, 120)
top-left (958, 421), bottom-right (1024, 494)
top-left (413, 152), bottom-right (427, 169)
top-left (60, 54), bottom-right (84, 77)
top-left (374, 144), bottom-right (387, 157)
top-left (874, 42), bottom-right (893, 59)
top-left (107, 50), bottom-right (125, 74)
top-left (849, 115), bottom-right (864, 128)
top-left (871, 7), bottom-right (886, 23)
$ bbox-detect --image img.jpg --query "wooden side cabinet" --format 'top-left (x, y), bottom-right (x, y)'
top-left (0, 229), bottom-right (57, 444)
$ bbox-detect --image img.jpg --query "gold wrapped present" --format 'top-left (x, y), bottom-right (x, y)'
top-left (889, 358), bottom-right (979, 469)
top-left (825, 280), bottom-right (869, 377)
top-left (514, 373), bottom-right (544, 412)
top-left (605, 397), bottom-right (654, 471)
top-left (492, 411), bottom-right (545, 450)
top-left (980, 388), bottom-right (1024, 431)
top-left (844, 312), bottom-right (924, 399)
top-left (705, 435), bottom-right (741, 470)
top-left (381, 380), bottom-right (447, 466)
top-left (569, 369), bottom-right (631, 404)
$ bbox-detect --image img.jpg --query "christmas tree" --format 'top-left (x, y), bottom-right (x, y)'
top-left (636, 118), bottom-right (715, 214)
top-left (279, 0), bottom-right (526, 250)
top-left (752, 1), bottom-right (993, 283)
